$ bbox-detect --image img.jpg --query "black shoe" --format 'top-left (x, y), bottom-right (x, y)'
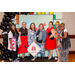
top-left (21, 58), bottom-right (25, 62)
top-left (40, 57), bottom-right (44, 60)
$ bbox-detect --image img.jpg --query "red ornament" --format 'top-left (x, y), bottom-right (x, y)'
top-left (29, 12), bottom-right (34, 15)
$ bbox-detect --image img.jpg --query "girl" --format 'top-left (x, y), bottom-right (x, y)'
top-left (55, 21), bottom-right (61, 62)
top-left (8, 23), bottom-right (19, 62)
top-left (36, 23), bottom-right (46, 60)
top-left (60, 23), bottom-right (71, 62)
top-left (28, 23), bottom-right (36, 61)
top-left (18, 22), bottom-right (29, 61)
top-left (45, 21), bottom-right (56, 60)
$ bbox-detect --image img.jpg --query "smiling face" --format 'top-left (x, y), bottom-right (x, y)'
top-left (22, 22), bottom-right (26, 28)
top-left (60, 23), bottom-right (65, 31)
top-left (39, 23), bottom-right (44, 30)
top-left (31, 23), bottom-right (35, 29)
top-left (49, 22), bottom-right (53, 28)
top-left (30, 23), bottom-right (36, 31)
top-left (55, 23), bottom-right (59, 28)
top-left (11, 25), bottom-right (15, 30)
top-left (55, 21), bottom-right (60, 29)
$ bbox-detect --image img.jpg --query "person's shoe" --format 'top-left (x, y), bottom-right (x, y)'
top-left (13, 59), bottom-right (19, 62)
top-left (31, 58), bottom-right (35, 61)
top-left (48, 57), bottom-right (54, 60)
top-left (40, 57), bottom-right (44, 60)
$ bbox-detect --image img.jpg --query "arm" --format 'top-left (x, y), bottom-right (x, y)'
top-left (8, 31), bottom-right (13, 50)
top-left (18, 34), bottom-right (22, 45)
top-left (61, 32), bottom-right (67, 38)
top-left (42, 31), bottom-right (47, 44)
top-left (9, 39), bottom-right (13, 50)
top-left (49, 29), bottom-right (55, 38)
top-left (28, 30), bottom-right (32, 45)
top-left (55, 31), bottom-right (58, 45)
top-left (33, 32), bottom-right (36, 42)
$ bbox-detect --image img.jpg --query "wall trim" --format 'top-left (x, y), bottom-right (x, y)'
top-left (0, 34), bottom-right (75, 38)
top-left (0, 35), bottom-right (3, 38)
top-left (69, 35), bottom-right (75, 38)
top-left (69, 51), bottom-right (75, 54)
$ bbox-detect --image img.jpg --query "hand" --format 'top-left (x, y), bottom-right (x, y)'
top-left (42, 42), bottom-right (44, 44)
top-left (33, 40), bottom-right (35, 42)
top-left (19, 41), bottom-right (22, 45)
top-left (57, 41), bottom-right (60, 46)
top-left (49, 36), bottom-right (51, 38)
top-left (11, 45), bottom-right (13, 50)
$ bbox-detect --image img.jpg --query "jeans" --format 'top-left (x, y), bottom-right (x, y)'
top-left (37, 43), bottom-right (45, 57)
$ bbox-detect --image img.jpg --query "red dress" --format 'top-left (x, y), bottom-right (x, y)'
top-left (18, 36), bottom-right (29, 54)
top-left (45, 27), bottom-right (56, 50)
top-left (18, 27), bottom-right (29, 54)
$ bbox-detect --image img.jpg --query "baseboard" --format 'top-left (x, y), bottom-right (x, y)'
top-left (69, 51), bottom-right (75, 54)
top-left (0, 35), bottom-right (3, 38)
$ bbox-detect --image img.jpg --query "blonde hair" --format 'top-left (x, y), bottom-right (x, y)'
top-left (55, 21), bottom-right (60, 31)
top-left (22, 22), bottom-right (26, 25)
top-left (55, 21), bottom-right (60, 25)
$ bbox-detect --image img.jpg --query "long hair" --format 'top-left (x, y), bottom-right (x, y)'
top-left (8, 23), bottom-right (19, 38)
top-left (29, 23), bottom-right (36, 31)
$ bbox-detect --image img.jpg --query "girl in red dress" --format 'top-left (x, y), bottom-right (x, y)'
top-left (45, 21), bottom-right (56, 60)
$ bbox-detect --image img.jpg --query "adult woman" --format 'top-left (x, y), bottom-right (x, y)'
top-left (36, 23), bottom-right (46, 60)
top-left (28, 23), bottom-right (36, 61)
top-left (45, 21), bottom-right (56, 60)
top-left (55, 21), bottom-right (61, 62)
top-left (18, 22), bottom-right (29, 61)
top-left (60, 23), bottom-right (71, 62)
top-left (8, 23), bottom-right (19, 62)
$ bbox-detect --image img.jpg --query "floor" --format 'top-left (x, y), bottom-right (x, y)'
top-left (0, 54), bottom-right (75, 62)
top-left (68, 54), bottom-right (75, 62)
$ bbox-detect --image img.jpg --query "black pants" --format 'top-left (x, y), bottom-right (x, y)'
top-left (11, 45), bottom-right (18, 61)
top-left (30, 54), bottom-right (34, 60)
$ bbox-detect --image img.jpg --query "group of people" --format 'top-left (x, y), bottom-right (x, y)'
top-left (8, 21), bottom-right (71, 62)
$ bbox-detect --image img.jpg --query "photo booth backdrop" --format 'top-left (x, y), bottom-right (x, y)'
top-left (12, 12), bottom-right (62, 57)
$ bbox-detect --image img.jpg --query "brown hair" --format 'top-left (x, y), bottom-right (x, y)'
top-left (39, 23), bottom-right (45, 29)
top-left (60, 23), bottom-right (65, 27)
top-left (49, 21), bottom-right (53, 25)
top-left (29, 23), bottom-right (36, 31)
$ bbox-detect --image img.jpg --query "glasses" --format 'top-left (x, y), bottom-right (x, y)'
top-left (60, 26), bottom-right (64, 27)
top-left (55, 24), bottom-right (59, 25)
